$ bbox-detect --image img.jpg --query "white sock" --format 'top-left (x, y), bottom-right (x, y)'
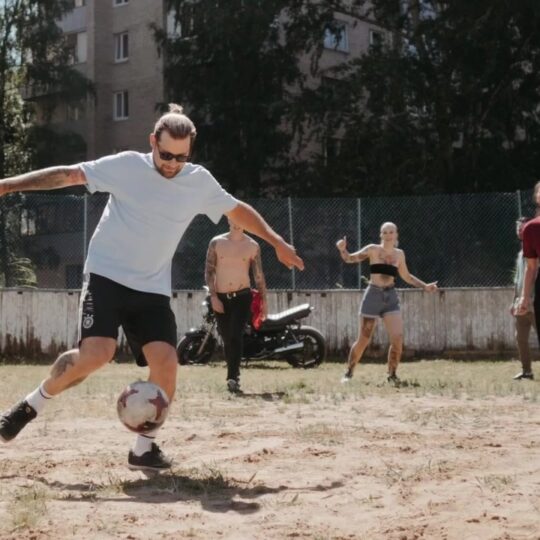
top-left (132, 428), bottom-right (159, 456)
top-left (24, 383), bottom-right (53, 414)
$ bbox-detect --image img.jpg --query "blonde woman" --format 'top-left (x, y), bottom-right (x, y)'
top-left (337, 222), bottom-right (438, 385)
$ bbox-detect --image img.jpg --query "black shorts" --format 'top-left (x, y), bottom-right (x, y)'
top-left (78, 273), bottom-right (177, 366)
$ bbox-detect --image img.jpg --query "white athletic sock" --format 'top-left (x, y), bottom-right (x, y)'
top-left (132, 428), bottom-right (160, 456)
top-left (24, 383), bottom-right (53, 414)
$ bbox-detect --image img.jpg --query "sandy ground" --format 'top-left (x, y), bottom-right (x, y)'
top-left (0, 388), bottom-right (539, 539)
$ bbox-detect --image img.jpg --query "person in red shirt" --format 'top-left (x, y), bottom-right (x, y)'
top-left (516, 216), bottom-right (540, 380)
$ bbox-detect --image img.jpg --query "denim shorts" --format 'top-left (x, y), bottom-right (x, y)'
top-left (359, 284), bottom-right (401, 318)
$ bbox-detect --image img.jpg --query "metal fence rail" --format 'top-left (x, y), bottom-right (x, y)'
top-left (0, 190), bottom-right (534, 290)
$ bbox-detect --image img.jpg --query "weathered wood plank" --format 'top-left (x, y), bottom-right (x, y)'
top-left (0, 288), bottom-right (525, 359)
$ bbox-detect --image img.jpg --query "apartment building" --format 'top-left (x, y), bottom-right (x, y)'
top-left (53, 1), bottom-right (385, 161)
top-left (57, 0), bottom-right (175, 159)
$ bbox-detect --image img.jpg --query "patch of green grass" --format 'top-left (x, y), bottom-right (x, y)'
top-left (7, 485), bottom-right (49, 532)
top-left (0, 359), bottom-right (537, 420)
top-left (294, 422), bottom-right (346, 445)
top-left (476, 474), bottom-right (517, 493)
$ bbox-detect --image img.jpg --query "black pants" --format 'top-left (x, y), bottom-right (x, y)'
top-left (215, 289), bottom-right (252, 381)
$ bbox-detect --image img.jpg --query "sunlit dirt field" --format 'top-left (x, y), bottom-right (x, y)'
top-left (0, 361), bottom-right (538, 540)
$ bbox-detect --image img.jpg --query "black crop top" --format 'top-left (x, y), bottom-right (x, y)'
top-left (370, 264), bottom-right (398, 277)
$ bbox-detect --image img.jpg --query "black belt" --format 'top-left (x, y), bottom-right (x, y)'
top-left (217, 288), bottom-right (251, 300)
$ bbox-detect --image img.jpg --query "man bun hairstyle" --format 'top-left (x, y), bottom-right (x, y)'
top-left (154, 103), bottom-right (197, 155)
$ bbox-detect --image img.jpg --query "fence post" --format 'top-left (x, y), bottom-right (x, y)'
top-left (288, 197), bottom-right (296, 290)
top-left (516, 189), bottom-right (522, 218)
top-left (83, 193), bottom-right (88, 264)
top-left (357, 197), bottom-right (362, 289)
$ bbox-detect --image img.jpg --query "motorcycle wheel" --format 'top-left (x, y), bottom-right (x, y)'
top-left (286, 326), bottom-right (326, 369)
top-left (176, 334), bottom-right (216, 365)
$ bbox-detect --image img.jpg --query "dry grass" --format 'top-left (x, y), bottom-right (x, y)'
top-left (0, 359), bottom-right (538, 539)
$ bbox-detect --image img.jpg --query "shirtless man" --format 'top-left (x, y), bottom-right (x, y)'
top-left (205, 218), bottom-right (267, 393)
top-left (337, 222), bottom-right (438, 385)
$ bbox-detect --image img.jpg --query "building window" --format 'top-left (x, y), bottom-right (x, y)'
top-left (113, 0), bottom-right (129, 6)
top-left (114, 91), bottom-right (129, 120)
top-left (114, 32), bottom-right (129, 62)
top-left (20, 209), bottom-right (36, 236)
top-left (369, 29), bottom-right (384, 47)
top-left (65, 32), bottom-right (87, 64)
top-left (323, 22), bottom-right (349, 53)
top-left (66, 102), bottom-right (84, 121)
top-left (167, 10), bottom-right (182, 38)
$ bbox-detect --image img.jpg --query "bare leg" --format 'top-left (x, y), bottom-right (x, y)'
top-left (142, 341), bottom-right (178, 402)
top-left (382, 313), bottom-right (404, 379)
top-left (43, 337), bottom-right (117, 395)
top-left (0, 337), bottom-right (116, 443)
top-left (129, 341), bottom-right (178, 467)
top-left (343, 317), bottom-right (376, 379)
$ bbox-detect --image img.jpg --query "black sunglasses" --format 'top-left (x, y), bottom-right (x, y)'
top-left (156, 144), bottom-right (190, 163)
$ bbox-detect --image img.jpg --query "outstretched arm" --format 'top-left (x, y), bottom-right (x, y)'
top-left (251, 245), bottom-right (268, 320)
top-left (226, 202), bottom-right (304, 271)
top-left (0, 166), bottom-right (86, 196)
top-left (397, 252), bottom-right (438, 292)
top-left (336, 236), bottom-right (371, 264)
top-left (204, 239), bottom-right (224, 314)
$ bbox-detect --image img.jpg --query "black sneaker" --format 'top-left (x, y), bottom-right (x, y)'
top-left (128, 443), bottom-right (172, 472)
top-left (0, 400), bottom-right (37, 442)
top-left (513, 372), bottom-right (534, 380)
top-left (227, 379), bottom-right (243, 394)
top-left (341, 368), bottom-right (353, 383)
top-left (387, 373), bottom-right (401, 386)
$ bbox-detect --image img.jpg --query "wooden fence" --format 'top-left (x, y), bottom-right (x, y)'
top-left (0, 288), bottom-right (526, 360)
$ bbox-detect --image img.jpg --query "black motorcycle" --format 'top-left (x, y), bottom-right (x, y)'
top-left (177, 288), bottom-right (326, 368)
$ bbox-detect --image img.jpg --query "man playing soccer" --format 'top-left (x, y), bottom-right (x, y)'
top-left (0, 103), bottom-right (304, 471)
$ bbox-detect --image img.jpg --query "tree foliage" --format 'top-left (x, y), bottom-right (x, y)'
top-left (156, 0), bottom-right (364, 197)
top-left (158, 0), bottom-right (540, 197)
top-left (0, 0), bottom-right (91, 286)
top-left (315, 0), bottom-right (540, 194)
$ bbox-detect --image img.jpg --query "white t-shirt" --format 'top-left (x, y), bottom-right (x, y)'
top-left (80, 151), bottom-right (238, 296)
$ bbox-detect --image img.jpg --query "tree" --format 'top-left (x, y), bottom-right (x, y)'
top-left (314, 0), bottom-right (540, 195)
top-left (155, 0), bottom-right (364, 197)
top-left (0, 0), bottom-right (92, 286)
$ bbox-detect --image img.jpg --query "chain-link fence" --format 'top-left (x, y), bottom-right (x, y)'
top-left (0, 189), bottom-right (535, 290)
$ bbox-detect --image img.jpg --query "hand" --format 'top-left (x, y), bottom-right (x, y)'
top-left (275, 240), bottom-right (304, 270)
top-left (510, 304), bottom-right (516, 316)
top-left (210, 295), bottom-right (224, 314)
top-left (516, 297), bottom-right (529, 315)
top-left (424, 281), bottom-right (438, 292)
top-left (336, 236), bottom-right (347, 252)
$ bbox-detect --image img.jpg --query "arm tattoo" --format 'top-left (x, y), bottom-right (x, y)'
top-left (251, 248), bottom-right (267, 299)
top-left (205, 240), bottom-right (218, 295)
top-left (1, 166), bottom-right (84, 194)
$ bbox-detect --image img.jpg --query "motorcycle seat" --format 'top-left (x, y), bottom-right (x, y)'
top-left (259, 303), bottom-right (312, 331)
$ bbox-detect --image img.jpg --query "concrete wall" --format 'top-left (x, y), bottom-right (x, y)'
top-left (0, 288), bottom-right (526, 360)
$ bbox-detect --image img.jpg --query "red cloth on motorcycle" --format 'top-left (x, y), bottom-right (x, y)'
top-left (251, 289), bottom-right (263, 330)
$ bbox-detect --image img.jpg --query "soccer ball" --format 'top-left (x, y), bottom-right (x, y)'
top-left (116, 381), bottom-right (169, 434)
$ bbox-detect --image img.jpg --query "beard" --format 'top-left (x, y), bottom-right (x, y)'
top-left (153, 159), bottom-right (181, 178)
